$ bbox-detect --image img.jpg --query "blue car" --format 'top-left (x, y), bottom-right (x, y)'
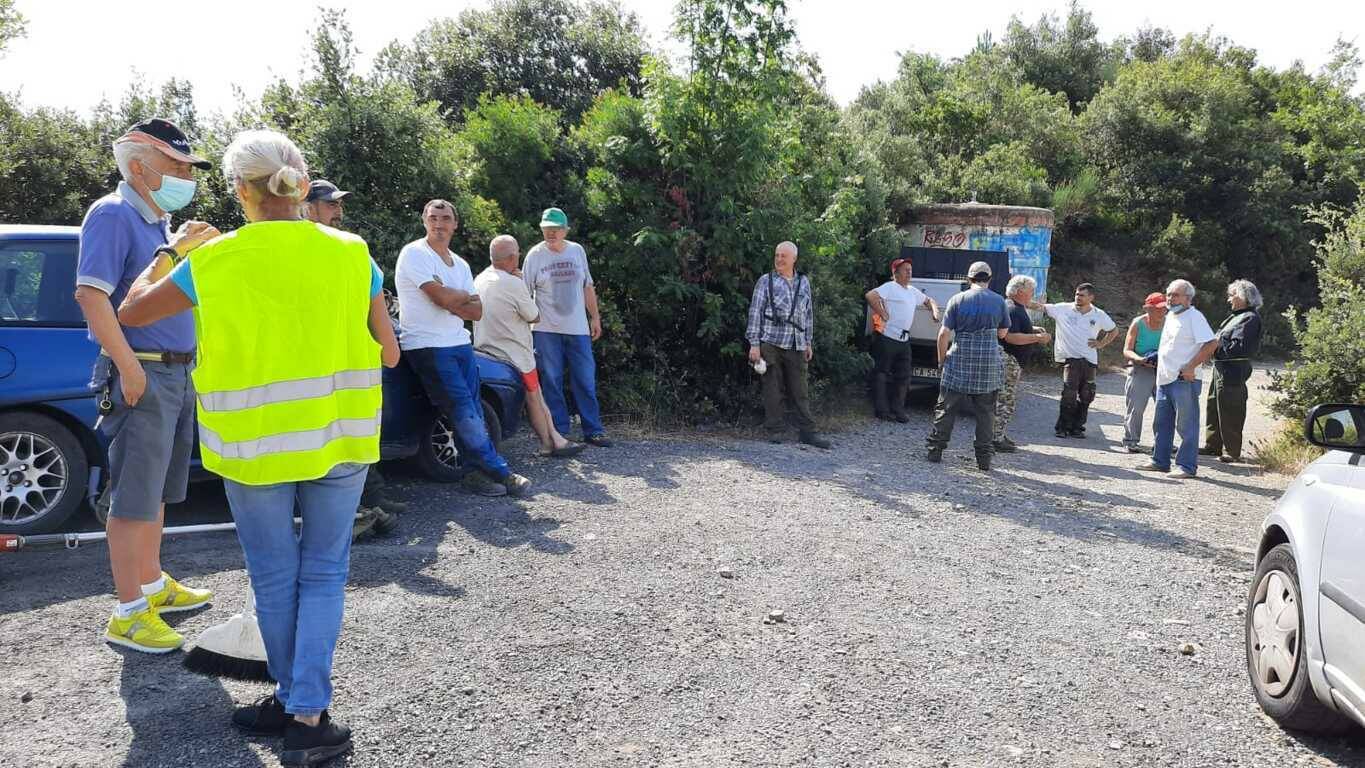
top-left (0, 225), bottom-right (523, 534)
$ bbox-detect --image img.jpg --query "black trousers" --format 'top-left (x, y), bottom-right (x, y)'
top-left (927, 387), bottom-right (997, 454)
top-left (1056, 358), bottom-right (1097, 433)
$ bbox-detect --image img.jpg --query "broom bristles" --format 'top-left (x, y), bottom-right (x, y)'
top-left (182, 607), bottom-right (273, 683)
top-left (183, 644), bottom-right (273, 682)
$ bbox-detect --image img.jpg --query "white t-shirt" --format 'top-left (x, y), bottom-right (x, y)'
top-left (874, 281), bottom-right (929, 340)
top-left (1156, 307), bottom-right (1216, 385)
top-left (1044, 303), bottom-right (1116, 364)
top-left (395, 238), bottom-right (475, 351)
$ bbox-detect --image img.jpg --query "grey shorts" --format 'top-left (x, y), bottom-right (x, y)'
top-left (94, 356), bottom-right (196, 521)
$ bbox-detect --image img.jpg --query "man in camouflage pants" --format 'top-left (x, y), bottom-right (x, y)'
top-left (994, 275), bottom-right (1051, 451)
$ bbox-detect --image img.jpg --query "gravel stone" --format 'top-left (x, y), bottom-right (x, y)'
top-left (1, 368), bottom-right (1362, 767)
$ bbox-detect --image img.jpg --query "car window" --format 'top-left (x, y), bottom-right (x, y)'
top-left (0, 240), bottom-right (83, 327)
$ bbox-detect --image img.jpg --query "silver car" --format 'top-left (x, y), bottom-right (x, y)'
top-left (1247, 402), bottom-right (1365, 733)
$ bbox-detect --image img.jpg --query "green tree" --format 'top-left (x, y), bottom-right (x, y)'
top-left (0, 98), bottom-right (111, 224)
top-left (377, 0), bottom-right (648, 125)
top-left (1001, 1), bottom-right (1116, 112)
top-left (0, 0), bottom-right (25, 56)
top-left (1081, 36), bottom-right (1312, 322)
top-left (278, 10), bottom-right (476, 270)
top-left (455, 95), bottom-right (581, 245)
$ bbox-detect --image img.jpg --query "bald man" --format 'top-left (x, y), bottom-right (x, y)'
top-left (474, 235), bottom-right (585, 460)
top-left (745, 241), bottom-right (831, 449)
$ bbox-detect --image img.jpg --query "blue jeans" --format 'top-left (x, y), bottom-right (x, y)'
top-left (533, 331), bottom-right (604, 438)
top-left (224, 462), bottom-right (367, 717)
top-left (405, 345), bottom-right (510, 481)
top-left (1152, 379), bottom-right (1203, 474)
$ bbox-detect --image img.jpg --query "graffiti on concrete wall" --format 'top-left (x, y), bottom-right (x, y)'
top-left (922, 227), bottom-right (967, 249)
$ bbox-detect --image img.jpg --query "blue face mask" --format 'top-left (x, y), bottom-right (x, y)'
top-left (1170, 302), bottom-right (1189, 315)
top-left (146, 169), bottom-right (197, 212)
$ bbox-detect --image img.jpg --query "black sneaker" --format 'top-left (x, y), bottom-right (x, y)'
top-left (1065, 430), bottom-right (1085, 439)
top-left (976, 453), bottom-right (992, 471)
top-left (583, 433), bottom-right (614, 448)
top-left (926, 447), bottom-right (943, 463)
top-left (1054, 429), bottom-right (1068, 439)
top-left (798, 432), bottom-right (832, 450)
top-left (892, 412), bottom-right (910, 424)
top-left (460, 471), bottom-right (507, 497)
top-left (993, 437), bottom-right (1017, 453)
top-left (232, 694), bottom-right (290, 737)
top-left (281, 712), bottom-right (352, 767)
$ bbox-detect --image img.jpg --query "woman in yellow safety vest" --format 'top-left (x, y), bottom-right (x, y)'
top-left (120, 129), bottom-right (399, 767)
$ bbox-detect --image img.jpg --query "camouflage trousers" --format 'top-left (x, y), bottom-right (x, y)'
top-left (994, 353), bottom-right (1022, 441)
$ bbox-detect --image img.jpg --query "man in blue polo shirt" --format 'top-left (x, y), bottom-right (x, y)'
top-left (73, 118), bottom-right (220, 654)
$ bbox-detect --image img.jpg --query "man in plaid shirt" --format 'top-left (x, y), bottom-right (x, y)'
top-left (926, 262), bottom-right (1010, 470)
top-left (746, 241), bottom-right (831, 449)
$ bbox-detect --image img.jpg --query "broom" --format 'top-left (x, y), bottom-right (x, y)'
top-left (181, 507), bottom-right (388, 682)
top-left (183, 585), bottom-right (273, 682)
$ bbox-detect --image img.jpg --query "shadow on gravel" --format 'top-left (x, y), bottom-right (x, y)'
top-left (1194, 469), bottom-right (1283, 500)
top-left (116, 647), bottom-right (266, 768)
top-left (1282, 728), bottom-right (1365, 763)
top-left (447, 501), bottom-right (574, 555)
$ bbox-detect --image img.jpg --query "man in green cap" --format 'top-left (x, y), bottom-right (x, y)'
top-left (522, 207), bottom-right (611, 446)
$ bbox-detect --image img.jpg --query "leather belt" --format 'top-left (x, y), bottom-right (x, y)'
top-left (132, 350), bottom-right (195, 364)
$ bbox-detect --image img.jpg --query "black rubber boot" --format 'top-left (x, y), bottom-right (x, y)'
top-left (891, 382), bottom-right (911, 423)
top-left (872, 373), bottom-right (892, 420)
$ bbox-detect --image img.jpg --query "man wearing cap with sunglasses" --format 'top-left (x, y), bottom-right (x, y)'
top-left (73, 118), bottom-right (220, 654)
top-left (304, 179), bottom-right (350, 228)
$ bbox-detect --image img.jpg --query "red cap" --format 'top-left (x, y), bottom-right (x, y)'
top-left (1143, 292), bottom-right (1167, 308)
top-left (890, 258), bottom-right (911, 275)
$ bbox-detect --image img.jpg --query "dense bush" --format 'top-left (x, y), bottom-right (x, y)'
top-left (1271, 200), bottom-right (1365, 419)
top-left (2, 0), bottom-right (1364, 426)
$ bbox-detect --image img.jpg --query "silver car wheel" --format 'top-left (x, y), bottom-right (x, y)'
top-left (430, 416), bottom-right (460, 470)
top-left (0, 431), bottom-right (69, 526)
top-left (1250, 569), bottom-right (1300, 698)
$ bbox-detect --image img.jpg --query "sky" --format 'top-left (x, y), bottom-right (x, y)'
top-left (1, 0), bottom-right (1361, 117)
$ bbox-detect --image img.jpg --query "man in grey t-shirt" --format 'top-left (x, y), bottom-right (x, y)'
top-left (522, 207), bottom-right (611, 447)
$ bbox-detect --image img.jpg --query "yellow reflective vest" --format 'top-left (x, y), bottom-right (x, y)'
top-left (187, 220), bottom-right (382, 485)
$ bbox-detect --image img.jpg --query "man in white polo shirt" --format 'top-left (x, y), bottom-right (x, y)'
top-left (1137, 278), bottom-right (1219, 478)
top-left (396, 199), bottom-right (531, 498)
top-left (1038, 282), bottom-right (1119, 439)
top-left (864, 257), bottom-right (940, 422)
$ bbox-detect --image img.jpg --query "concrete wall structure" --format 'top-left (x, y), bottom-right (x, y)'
top-left (905, 203), bottom-right (1055, 298)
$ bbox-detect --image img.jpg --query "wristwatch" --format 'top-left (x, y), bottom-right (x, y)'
top-left (154, 245), bottom-right (182, 264)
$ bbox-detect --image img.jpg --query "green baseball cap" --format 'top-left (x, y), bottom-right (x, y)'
top-left (539, 207), bottom-right (569, 229)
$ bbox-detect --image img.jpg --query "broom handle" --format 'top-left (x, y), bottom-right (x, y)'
top-left (1, 513), bottom-right (361, 553)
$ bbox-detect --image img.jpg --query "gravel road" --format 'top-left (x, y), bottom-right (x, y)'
top-left (2, 367), bottom-right (1363, 768)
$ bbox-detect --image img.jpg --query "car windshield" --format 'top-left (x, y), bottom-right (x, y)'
top-left (0, 240), bottom-right (83, 326)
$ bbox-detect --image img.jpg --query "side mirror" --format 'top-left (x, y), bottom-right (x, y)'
top-left (1305, 403), bottom-right (1365, 453)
